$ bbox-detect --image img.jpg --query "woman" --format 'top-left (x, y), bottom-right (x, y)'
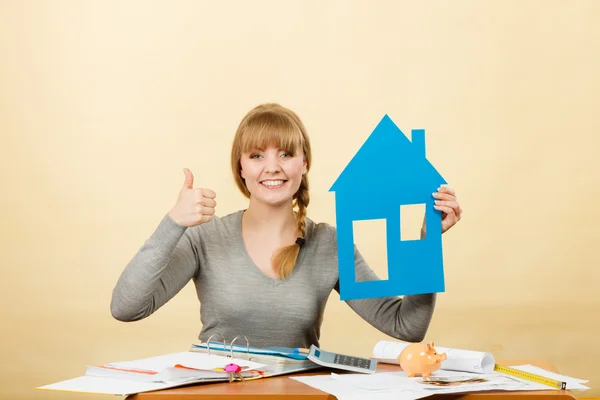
top-left (110, 103), bottom-right (462, 349)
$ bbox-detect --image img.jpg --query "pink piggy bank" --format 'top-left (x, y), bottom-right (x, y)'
top-left (397, 341), bottom-right (447, 378)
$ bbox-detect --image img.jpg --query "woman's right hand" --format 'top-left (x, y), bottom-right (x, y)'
top-left (168, 168), bottom-right (216, 227)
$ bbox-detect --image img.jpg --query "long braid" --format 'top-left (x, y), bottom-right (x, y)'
top-left (273, 178), bottom-right (310, 279)
top-left (295, 177), bottom-right (309, 240)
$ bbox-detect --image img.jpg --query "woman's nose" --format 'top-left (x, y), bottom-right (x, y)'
top-left (264, 156), bottom-right (281, 172)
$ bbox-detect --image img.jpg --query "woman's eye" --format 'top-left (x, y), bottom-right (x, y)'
top-left (281, 152), bottom-right (292, 158)
top-left (249, 153), bottom-right (262, 159)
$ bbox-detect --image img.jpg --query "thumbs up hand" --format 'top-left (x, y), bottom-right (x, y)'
top-left (168, 168), bottom-right (217, 227)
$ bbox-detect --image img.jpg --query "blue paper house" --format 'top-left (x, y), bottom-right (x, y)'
top-left (329, 115), bottom-right (447, 301)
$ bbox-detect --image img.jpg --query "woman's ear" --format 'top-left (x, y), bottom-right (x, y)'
top-left (302, 158), bottom-right (308, 175)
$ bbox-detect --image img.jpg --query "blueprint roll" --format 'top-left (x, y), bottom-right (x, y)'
top-left (372, 340), bottom-right (496, 374)
top-left (435, 346), bottom-right (496, 374)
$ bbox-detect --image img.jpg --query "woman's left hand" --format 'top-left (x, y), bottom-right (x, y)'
top-left (433, 186), bottom-right (462, 233)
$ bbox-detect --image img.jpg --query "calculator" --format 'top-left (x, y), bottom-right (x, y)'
top-left (307, 345), bottom-right (377, 374)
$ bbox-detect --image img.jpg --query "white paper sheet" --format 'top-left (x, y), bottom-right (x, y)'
top-left (105, 351), bottom-right (265, 372)
top-left (85, 364), bottom-right (259, 383)
top-left (36, 375), bottom-right (196, 396)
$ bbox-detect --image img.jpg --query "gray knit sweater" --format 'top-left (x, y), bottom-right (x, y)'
top-left (110, 210), bottom-right (436, 348)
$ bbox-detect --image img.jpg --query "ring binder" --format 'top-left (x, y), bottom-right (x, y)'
top-left (204, 333), bottom-right (253, 361)
top-left (193, 335), bottom-right (320, 376)
top-left (202, 333), bottom-right (266, 383)
top-left (191, 334), bottom-right (322, 383)
top-left (229, 335), bottom-right (250, 358)
top-left (205, 332), bottom-right (227, 357)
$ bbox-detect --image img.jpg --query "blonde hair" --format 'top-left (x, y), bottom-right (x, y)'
top-left (231, 103), bottom-right (312, 279)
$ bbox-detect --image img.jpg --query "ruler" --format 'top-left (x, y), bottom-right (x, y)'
top-left (494, 364), bottom-right (567, 390)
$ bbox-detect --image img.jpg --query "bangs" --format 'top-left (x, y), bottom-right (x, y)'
top-left (239, 111), bottom-right (304, 155)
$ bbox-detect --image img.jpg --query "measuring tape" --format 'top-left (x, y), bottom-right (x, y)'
top-left (494, 364), bottom-right (567, 390)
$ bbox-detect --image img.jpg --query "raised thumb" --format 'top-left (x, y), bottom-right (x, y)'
top-left (182, 168), bottom-right (194, 189)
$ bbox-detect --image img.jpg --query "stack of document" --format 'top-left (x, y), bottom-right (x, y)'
top-left (37, 351), bottom-right (267, 396)
top-left (293, 340), bottom-right (590, 400)
top-left (287, 340), bottom-right (590, 400)
top-left (292, 368), bottom-right (589, 400)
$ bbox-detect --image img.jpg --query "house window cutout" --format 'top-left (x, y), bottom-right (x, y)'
top-left (400, 203), bottom-right (426, 241)
top-left (352, 219), bottom-right (389, 281)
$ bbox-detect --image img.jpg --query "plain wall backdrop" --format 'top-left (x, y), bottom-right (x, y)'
top-left (1, 1), bottom-right (599, 399)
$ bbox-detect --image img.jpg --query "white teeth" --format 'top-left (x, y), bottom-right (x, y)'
top-left (262, 180), bottom-right (285, 187)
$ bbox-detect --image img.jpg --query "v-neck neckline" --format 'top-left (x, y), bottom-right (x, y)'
top-left (235, 210), bottom-right (307, 286)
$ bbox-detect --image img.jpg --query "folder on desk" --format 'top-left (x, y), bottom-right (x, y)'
top-left (36, 351), bottom-right (267, 396)
top-left (37, 347), bottom-right (321, 396)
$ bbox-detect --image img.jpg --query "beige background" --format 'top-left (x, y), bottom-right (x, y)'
top-left (1, 1), bottom-right (599, 399)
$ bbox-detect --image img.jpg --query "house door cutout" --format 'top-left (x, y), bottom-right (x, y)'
top-left (400, 203), bottom-right (426, 240)
top-left (352, 219), bottom-right (389, 281)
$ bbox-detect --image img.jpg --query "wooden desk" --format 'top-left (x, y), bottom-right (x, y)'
top-left (130, 360), bottom-right (576, 400)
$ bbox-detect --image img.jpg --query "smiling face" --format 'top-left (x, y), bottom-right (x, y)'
top-left (240, 146), bottom-right (307, 207)
top-left (231, 104), bottom-right (312, 208)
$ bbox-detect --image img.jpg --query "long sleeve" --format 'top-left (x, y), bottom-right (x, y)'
top-left (110, 213), bottom-right (200, 322)
top-left (333, 234), bottom-right (437, 343)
